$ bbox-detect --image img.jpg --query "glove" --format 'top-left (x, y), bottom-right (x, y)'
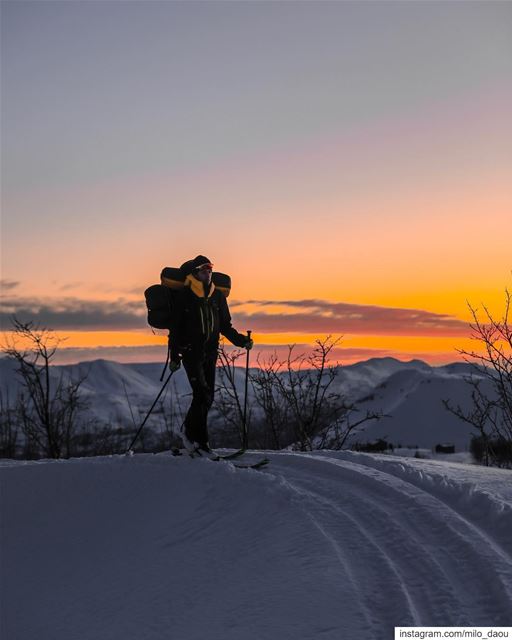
top-left (169, 359), bottom-right (181, 372)
top-left (169, 348), bottom-right (181, 372)
top-left (244, 337), bottom-right (254, 350)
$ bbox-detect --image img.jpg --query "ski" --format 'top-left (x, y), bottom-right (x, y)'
top-left (170, 447), bottom-right (269, 469)
top-left (171, 447), bottom-right (246, 461)
top-left (212, 448), bottom-right (246, 461)
top-left (232, 458), bottom-right (270, 470)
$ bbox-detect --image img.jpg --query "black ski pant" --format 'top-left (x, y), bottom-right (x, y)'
top-left (182, 349), bottom-right (217, 447)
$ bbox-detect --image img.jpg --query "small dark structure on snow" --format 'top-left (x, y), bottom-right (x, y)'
top-left (353, 439), bottom-right (393, 453)
top-left (435, 443), bottom-right (455, 454)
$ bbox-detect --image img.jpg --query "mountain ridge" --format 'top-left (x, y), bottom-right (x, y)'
top-left (0, 355), bottom-right (486, 449)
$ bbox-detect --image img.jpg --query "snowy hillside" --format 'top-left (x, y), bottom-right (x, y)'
top-left (337, 356), bottom-right (432, 399)
top-left (0, 357), bottom-right (192, 427)
top-left (1, 450), bottom-right (511, 639)
top-left (354, 365), bottom-right (492, 449)
top-left (0, 356), bottom-right (488, 449)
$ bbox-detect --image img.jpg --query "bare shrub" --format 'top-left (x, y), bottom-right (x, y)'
top-left (0, 389), bottom-right (19, 457)
top-left (1, 318), bottom-right (91, 459)
top-left (444, 288), bottom-right (512, 467)
top-left (214, 345), bottom-right (251, 448)
top-left (215, 336), bottom-right (383, 451)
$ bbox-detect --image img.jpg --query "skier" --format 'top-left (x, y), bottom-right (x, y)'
top-left (169, 255), bottom-right (253, 455)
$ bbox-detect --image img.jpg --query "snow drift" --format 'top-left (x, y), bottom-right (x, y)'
top-left (1, 450), bottom-right (511, 639)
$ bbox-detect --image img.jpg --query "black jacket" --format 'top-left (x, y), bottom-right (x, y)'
top-left (169, 275), bottom-right (247, 359)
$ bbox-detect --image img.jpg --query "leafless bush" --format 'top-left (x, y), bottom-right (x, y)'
top-left (1, 317), bottom-right (91, 459)
top-left (250, 351), bottom-right (290, 449)
top-left (0, 389), bottom-right (19, 457)
top-left (444, 288), bottom-right (512, 467)
top-left (214, 345), bottom-right (251, 447)
top-left (1, 318), bottom-right (191, 458)
top-left (216, 336), bottom-right (382, 451)
top-left (259, 337), bottom-right (382, 451)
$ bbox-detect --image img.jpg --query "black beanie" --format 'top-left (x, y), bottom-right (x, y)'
top-left (180, 255), bottom-right (213, 276)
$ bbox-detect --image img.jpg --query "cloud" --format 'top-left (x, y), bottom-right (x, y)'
top-left (59, 282), bottom-right (84, 292)
top-left (0, 296), bottom-right (146, 331)
top-left (230, 299), bottom-right (468, 337)
top-left (0, 280), bottom-right (20, 292)
top-left (0, 294), bottom-right (469, 338)
top-left (56, 282), bottom-right (146, 295)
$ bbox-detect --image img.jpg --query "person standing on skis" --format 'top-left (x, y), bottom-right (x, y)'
top-left (169, 255), bottom-right (253, 455)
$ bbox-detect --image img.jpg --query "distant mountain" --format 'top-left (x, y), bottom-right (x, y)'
top-left (351, 364), bottom-right (490, 449)
top-left (0, 357), bottom-right (188, 425)
top-left (331, 357), bottom-right (433, 401)
top-left (0, 356), bottom-right (487, 450)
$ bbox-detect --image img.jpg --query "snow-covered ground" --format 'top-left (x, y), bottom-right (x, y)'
top-left (1, 450), bottom-right (511, 639)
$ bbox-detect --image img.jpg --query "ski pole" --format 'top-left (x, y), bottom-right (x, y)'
top-left (126, 369), bottom-right (175, 454)
top-left (242, 330), bottom-right (252, 450)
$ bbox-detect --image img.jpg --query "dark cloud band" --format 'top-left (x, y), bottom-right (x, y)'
top-left (230, 299), bottom-right (467, 337)
top-left (0, 296), bottom-right (146, 331)
top-left (0, 280), bottom-right (20, 292)
top-left (0, 294), bottom-right (467, 337)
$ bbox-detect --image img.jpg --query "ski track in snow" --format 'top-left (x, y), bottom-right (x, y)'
top-left (267, 452), bottom-right (512, 631)
top-left (1, 451), bottom-right (511, 640)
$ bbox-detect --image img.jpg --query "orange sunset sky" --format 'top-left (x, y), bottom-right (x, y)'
top-left (1, 1), bottom-right (511, 366)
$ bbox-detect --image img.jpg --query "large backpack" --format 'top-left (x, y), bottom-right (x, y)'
top-left (144, 267), bottom-right (232, 330)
